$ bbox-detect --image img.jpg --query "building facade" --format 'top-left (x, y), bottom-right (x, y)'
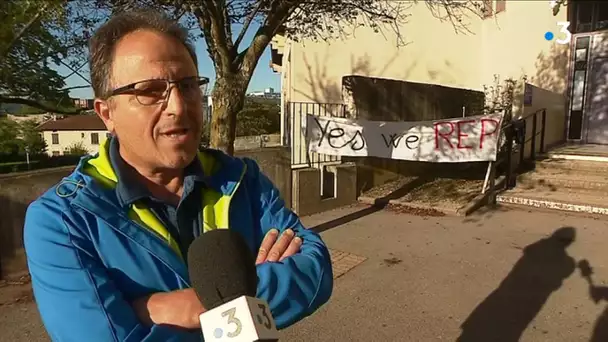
top-left (271, 1), bottom-right (608, 156)
top-left (38, 115), bottom-right (109, 156)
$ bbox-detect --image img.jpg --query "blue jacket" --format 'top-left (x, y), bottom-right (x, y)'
top-left (23, 144), bottom-right (333, 341)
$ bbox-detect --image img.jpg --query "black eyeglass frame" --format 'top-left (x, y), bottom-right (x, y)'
top-left (104, 76), bottom-right (209, 106)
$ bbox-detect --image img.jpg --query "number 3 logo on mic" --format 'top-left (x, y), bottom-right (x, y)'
top-left (199, 296), bottom-right (279, 341)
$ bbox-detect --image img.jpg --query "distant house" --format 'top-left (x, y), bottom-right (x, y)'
top-left (38, 115), bottom-right (109, 157)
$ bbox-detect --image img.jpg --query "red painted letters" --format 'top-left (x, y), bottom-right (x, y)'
top-left (434, 122), bottom-right (454, 149)
top-left (434, 117), bottom-right (501, 150)
top-left (480, 119), bottom-right (499, 149)
top-left (457, 120), bottom-right (475, 149)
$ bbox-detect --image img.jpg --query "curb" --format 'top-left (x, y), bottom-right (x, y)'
top-left (496, 194), bottom-right (608, 216)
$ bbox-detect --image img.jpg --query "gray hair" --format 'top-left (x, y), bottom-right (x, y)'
top-left (88, 9), bottom-right (198, 98)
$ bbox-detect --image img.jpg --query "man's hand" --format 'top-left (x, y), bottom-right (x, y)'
top-left (132, 288), bottom-right (205, 329)
top-left (255, 228), bottom-right (302, 265)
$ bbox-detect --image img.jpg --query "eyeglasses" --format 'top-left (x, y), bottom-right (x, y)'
top-left (106, 76), bottom-right (209, 106)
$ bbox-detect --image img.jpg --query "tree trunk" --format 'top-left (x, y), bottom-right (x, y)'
top-left (209, 74), bottom-right (247, 156)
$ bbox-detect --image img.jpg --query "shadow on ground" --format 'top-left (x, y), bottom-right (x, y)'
top-left (311, 182), bottom-right (445, 234)
top-left (456, 227), bottom-right (577, 342)
top-left (577, 259), bottom-right (608, 342)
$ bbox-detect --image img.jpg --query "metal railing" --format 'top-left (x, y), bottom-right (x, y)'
top-left (287, 102), bottom-right (347, 169)
top-left (492, 108), bottom-right (547, 195)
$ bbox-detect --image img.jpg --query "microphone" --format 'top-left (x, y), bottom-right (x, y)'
top-left (187, 229), bottom-right (280, 342)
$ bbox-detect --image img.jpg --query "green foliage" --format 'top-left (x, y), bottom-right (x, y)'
top-left (0, 0), bottom-right (97, 113)
top-left (0, 118), bottom-right (47, 159)
top-left (236, 98), bottom-right (280, 137)
top-left (65, 141), bottom-right (89, 156)
top-left (0, 118), bottom-right (22, 155)
top-left (20, 119), bottom-right (47, 155)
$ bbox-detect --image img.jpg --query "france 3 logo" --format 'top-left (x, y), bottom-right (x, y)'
top-left (547, 0), bottom-right (571, 45)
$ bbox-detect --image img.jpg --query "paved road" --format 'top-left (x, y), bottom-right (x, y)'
top-left (2, 204), bottom-right (608, 341)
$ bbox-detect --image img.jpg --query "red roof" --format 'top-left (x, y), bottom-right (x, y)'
top-left (38, 115), bottom-right (107, 131)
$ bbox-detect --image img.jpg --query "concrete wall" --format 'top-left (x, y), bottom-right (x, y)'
top-left (0, 166), bottom-right (75, 277)
top-left (343, 75), bottom-right (486, 121)
top-left (291, 163), bottom-right (358, 217)
top-left (43, 130), bottom-right (109, 156)
top-left (234, 146), bottom-right (292, 210)
top-left (521, 83), bottom-right (568, 160)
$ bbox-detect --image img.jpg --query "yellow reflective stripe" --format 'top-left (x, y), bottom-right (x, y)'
top-left (87, 140), bottom-right (118, 183)
top-left (83, 140), bottom-right (182, 258)
top-left (198, 151), bottom-right (247, 232)
top-left (130, 203), bottom-right (182, 259)
top-left (83, 152), bottom-right (184, 259)
top-left (198, 150), bottom-right (226, 232)
top-left (82, 142), bottom-right (244, 261)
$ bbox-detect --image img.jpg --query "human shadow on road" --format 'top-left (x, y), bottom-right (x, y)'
top-left (456, 227), bottom-right (577, 342)
top-left (578, 259), bottom-right (608, 342)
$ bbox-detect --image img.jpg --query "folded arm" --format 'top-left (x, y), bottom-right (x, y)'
top-left (244, 159), bottom-right (334, 329)
top-left (24, 199), bottom-right (202, 342)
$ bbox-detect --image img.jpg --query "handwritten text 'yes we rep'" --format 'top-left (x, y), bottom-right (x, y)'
top-left (312, 116), bottom-right (500, 151)
top-left (311, 117), bottom-right (420, 151)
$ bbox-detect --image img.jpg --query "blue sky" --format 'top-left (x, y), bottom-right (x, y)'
top-left (60, 21), bottom-right (280, 99)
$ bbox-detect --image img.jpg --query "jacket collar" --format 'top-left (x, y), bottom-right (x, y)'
top-left (106, 136), bottom-right (208, 208)
top-left (62, 141), bottom-right (247, 284)
top-left (81, 139), bottom-right (245, 198)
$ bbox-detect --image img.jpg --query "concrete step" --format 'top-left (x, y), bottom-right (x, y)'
top-left (497, 188), bottom-right (608, 216)
top-left (535, 158), bottom-right (608, 174)
top-left (544, 150), bottom-right (608, 163)
top-left (517, 170), bottom-right (608, 192)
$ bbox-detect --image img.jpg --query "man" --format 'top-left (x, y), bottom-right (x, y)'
top-left (24, 10), bottom-right (333, 341)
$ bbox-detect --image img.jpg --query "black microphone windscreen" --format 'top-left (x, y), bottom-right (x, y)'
top-left (187, 229), bottom-right (258, 310)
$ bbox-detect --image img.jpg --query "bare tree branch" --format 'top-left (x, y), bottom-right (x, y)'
top-left (239, 0), bottom-right (297, 80)
top-left (0, 96), bottom-right (84, 115)
top-left (59, 60), bottom-right (91, 85)
top-left (232, 0), bottom-right (266, 52)
top-left (59, 85), bottom-right (92, 91)
top-left (191, 3), bottom-right (233, 75)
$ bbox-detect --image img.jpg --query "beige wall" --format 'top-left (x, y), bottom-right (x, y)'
top-left (281, 1), bottom-right (570, 128)
top-left (287, 2), bottom-right (484, 104)
top-left (479, 1), bottom-right (569, 122)
top-left (43, 130), bottom-right (109, 156)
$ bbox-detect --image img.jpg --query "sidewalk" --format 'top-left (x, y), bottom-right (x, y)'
top-left (280, 204), bottom-right (608, 342)
top-left (3, 204), bottom-right (608, 341)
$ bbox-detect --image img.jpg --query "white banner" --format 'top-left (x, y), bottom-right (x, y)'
top-left (306, 113), bottom-right (504, 163)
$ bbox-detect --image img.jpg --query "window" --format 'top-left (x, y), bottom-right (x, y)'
top-left (91, 133), bottom-right (99, 145)
top-left (572, 1), bottom-right (608, 33)
top-left (51, 133), bottom-right (59, 145)
top-left (52, 151), bottom-right (60, 157)
top-left (81, 133), bottom-right (85, 138)
top-left (495, 0), bottom-right (506, 14)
